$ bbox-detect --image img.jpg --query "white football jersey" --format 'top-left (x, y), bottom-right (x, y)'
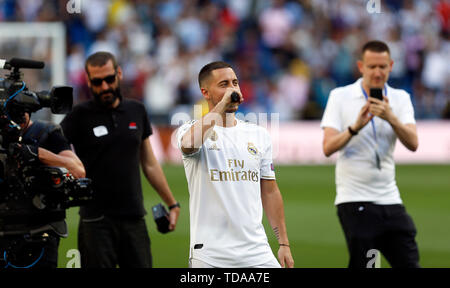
top-left (177, 119), bottom-right (278, 267)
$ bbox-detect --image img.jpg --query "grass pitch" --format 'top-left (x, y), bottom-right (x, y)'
top-left (58, 164), bottom-right (450, 268)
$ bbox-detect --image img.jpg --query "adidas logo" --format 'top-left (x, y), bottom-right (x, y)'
top-left (208, 143), bottom-right (221, 151)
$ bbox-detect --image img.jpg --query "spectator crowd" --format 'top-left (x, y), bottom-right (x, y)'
top-left (1, 0), bottom-right (449, 123)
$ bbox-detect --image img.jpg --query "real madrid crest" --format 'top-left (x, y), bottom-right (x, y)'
top-left (247, 142), bottom-right (258, 155)
top-left (209, 130), bottom-right (218, 141)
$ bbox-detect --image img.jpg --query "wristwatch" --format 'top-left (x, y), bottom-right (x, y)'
top-left (169, 202), bottom-right (181, 210)
top-left (348, 126), bottom-right (358, 136)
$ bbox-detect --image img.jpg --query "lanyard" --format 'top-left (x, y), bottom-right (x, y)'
top-left (361, 84), bottom-right (387, 141)
top-left (360, 84), bottom-right (387, 170)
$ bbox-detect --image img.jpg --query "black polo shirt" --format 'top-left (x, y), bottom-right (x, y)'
top-left (60, 99), bottom-right (152, 218)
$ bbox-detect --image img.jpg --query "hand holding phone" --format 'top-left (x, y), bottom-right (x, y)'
top-left (369, 88), bottom-right (383, 101)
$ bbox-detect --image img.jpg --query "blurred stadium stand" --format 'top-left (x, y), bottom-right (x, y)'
top-left (0, 0), bottom-right (449, 124)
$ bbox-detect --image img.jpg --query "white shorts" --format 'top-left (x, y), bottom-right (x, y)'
top-left (189, 257), bottom-right (281, 268)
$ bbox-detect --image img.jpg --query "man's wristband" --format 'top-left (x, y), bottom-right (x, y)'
top-left (169, 202), bottom-right (181, 210)
top-left (348, 126), bottom-right (358, 136)
top-left (279, 243), bottom-right (290, 248)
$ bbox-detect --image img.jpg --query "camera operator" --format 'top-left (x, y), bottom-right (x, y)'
top-left (0, 111), bottom-right (85, 269)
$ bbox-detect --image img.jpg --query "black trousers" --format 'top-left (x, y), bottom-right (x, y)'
top-left (78, 215), bottom-right (152, 268)
top-left (337, 202), bottom-right (420, 268)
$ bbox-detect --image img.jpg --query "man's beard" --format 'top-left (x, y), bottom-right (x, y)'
top-left (92, 86), bottom-right (121, 108)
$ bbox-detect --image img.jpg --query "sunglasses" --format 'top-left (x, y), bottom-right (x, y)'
top-left (89, 73), bottom-right (117, 86)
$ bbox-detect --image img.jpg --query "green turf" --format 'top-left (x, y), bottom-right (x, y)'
top-left (58, 164), bottom-right (450, 268)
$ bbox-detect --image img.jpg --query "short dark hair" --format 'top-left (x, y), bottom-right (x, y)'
top-left (85, 51), bottom-right (118, 75)
top-left (361, 40), bottom-right (390, 58)
top-left (198, 61), bottom-right (233, 88)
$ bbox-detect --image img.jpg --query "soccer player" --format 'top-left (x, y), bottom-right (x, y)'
top-left (177, 61), bottom-right (294, 268)
top-left (321, 40), bottom-right (420, 268)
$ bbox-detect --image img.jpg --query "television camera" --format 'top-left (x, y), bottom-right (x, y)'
top-left (0, 58), bottom-right (93, 236)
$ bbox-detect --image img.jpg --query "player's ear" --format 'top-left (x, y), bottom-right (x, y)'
top-left (201, 87), bottom-right (210, 100)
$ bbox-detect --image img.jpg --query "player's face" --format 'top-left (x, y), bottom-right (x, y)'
top-left (204, 67), bottom-right (241, 113)
top-left (86, 60), bottom-right (123, 107)
top-left (358, 50), bottom-right (393, 89)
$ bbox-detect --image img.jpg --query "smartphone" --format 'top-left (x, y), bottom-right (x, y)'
top-left (369, 88), bottom-right (383, 100)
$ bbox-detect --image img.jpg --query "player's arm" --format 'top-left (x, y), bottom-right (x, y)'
top-left (38, 148), bottom-right (86, 179)
top-left (368, 97), bottom-right (418, 151)
top-left (140, 137), bottom-right (179, 230)
top-left (180, 89), bottom-right (242, 155)
top-left (260, 179), bottom-right (294, 268)
top-left (323, 101), bottom-right (373, 157)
